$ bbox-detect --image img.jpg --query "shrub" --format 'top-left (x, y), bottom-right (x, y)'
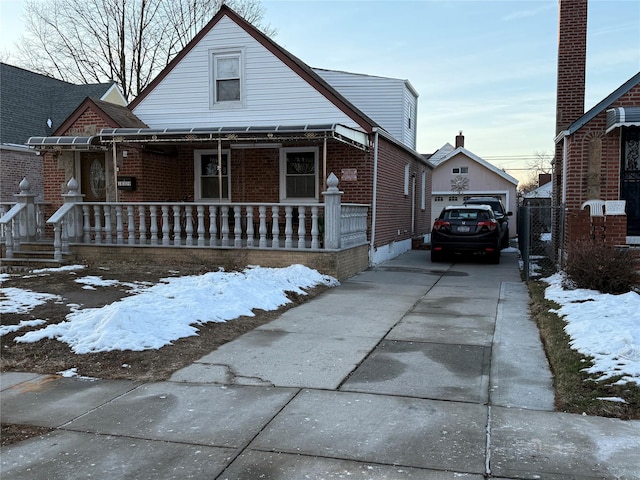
top-left (564, 240), bottom-right (639, 294)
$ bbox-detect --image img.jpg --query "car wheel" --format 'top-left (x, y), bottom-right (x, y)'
top-left (488, 250), bottom-right (501, 264)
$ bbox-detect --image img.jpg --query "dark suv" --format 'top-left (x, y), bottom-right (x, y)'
top-left (463, 197), bottom-right (512, 248)
top-left (431, 205), bottom-right (501, 263)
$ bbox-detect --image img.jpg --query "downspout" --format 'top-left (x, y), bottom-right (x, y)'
top-left (112, 141), bottom-right (118, 202)
top-left (561, 135), bottom-right (568, 205)
top-left (323, 136), bottom-right (327, 192)
top-left (369, 129), bottom-right (379, 262)
top-left (218, 137), bottom-right (223, 202)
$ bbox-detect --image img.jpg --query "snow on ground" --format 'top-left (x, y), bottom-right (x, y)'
top-left (0, 287), bottom-right (62, 315)
top-left (3, 265), bottom-right (338, 354)
top-left (542, 273), bottom-right (640, 386)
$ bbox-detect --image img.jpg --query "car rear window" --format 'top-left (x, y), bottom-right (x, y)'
top-left (444, 209), bottom-right (489, 220)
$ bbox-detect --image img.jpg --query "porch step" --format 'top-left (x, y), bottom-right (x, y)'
top-left (0, 241), bottom-right (77, 272)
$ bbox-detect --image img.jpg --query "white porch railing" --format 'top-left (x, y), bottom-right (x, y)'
top-left (0, 178), bottom-right (47, 257)
top-left (6, 173), bottom-right (368, 262)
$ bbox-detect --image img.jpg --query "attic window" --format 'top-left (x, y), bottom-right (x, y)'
top-left (211, 50), bottom-right (244, 107)
top-left (452, 166), bottom-right (468, 174)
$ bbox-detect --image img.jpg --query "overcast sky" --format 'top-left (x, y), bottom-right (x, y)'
top-left (1, 0), bottom-right (639, 183)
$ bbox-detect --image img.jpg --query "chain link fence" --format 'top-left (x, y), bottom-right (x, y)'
top-left (518, 204), bottom-right (564, 280)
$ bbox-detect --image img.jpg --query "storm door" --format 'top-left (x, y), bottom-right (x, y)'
top-left (80, 152), bottom-right (107, 202)
top-left (621, 127), bottom-right (640, 236)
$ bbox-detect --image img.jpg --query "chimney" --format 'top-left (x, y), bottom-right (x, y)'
top-left (555, 0), bottom-right (588, 134)
top-left (539, 173), bottom-right (552, 186)
top-left (455, 131), bottom-right (464, 148)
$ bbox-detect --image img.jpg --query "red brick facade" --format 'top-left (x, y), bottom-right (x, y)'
top-left (41, 104), bottom-right (433, 251)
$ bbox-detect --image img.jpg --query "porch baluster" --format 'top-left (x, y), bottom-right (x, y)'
top-left (104, 206), bottom-right (112, 244)
top-left (259, 206), bottom-right (267, 248)
top-left (61, 218), bottom-right (69, 254)
top-left (94, 205), bottom-right (102, 244)
top-left (197, 205), bottom-right (206, 247)
top-left (185, 205), bottom-right (194, 246)
top-left (311, 206), bottom-right (319, 249)
top-left (115, 205), bottom-right (124, 244)
top-left (297, 206), bottom-right (306, 249)
top-left (138, 206), bottom-right (147, 245)
top-left (161, 206), bottom-right (170, 246)
top-left (234, 206), bottom-right (242, 247)
top-left (173, 205), bottom-right (182, 246)
top-left (271, 206), bottom-right (280, 248)
top-left (127, 206), bottom-right (135, 244)
top-left (246, 206), bottom-right (254, 247)
top-left (82, 205), bottom-right (91, 243)
top-left (4, 221), bottom-right (13, 258)
top-left (209, 206), bottom-right (218, 247)
top-left (284, 206), bottom-right (293, 248)
top-left (52, 222), bottom-right (61, 261)
top-left (150, 205), bottom-right (158, 245)
top-left (221, 206), bottom-right (229, 247)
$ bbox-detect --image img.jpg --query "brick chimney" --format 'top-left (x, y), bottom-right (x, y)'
top-left (455, 131), bottom-right (464, 148)
top-left (555, 0), bottom-right (588, 134)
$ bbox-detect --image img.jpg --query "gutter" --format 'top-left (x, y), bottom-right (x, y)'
top-left (370, 129), bottom-right (380, 261)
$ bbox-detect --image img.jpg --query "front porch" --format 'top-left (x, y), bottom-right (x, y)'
top-left (1, 174), bottom-right (370, 280)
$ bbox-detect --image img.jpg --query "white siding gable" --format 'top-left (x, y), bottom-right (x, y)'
top-left (133, 17), bottom-right (359, 129)
top-left (314, 69), bottom-right (418, 149)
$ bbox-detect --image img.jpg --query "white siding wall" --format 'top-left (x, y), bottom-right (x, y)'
top-left (133, 17), bottom-right (358, 129)
top-left (314, 69), bottom-right (417, 149)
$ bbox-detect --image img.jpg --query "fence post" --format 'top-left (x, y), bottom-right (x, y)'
top-left (15, 177), bottom-right (38, 241)
top-left (61, 178), bottom-right (84, 242)
top-left (522, 205), bottom-right (531, 280)
top-left (322, 172), bottom-right (343, 250)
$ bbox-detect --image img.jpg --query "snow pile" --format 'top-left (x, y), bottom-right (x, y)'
top-left (14, 265), bottom-right (338, 354)
top-left (0, 287), bottom-right (62, 314)
top-left (542, 273), bottom-right (640, 385)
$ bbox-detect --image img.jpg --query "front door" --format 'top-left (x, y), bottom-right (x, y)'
top-left (80, 152), bottom-right (107, 202)
top-left (621, 128), bottom-right (640, 236)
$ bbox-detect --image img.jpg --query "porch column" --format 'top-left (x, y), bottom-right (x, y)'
top-left (321, 172), bottom-right (343, 250)
top-left (14, 177), bottom-right (37, 241)
top-left (61, 177), bottom-right (85, 242)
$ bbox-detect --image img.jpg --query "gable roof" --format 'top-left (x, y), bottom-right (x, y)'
top-left (128, 5), bottom-right (379, 134)
top-left (430, 143), bottom-right (519, 186)
top-left (54, 97), bottom-right (147, 135)
top-left (524, 181), bottom-right (552, 199)
top-left (557, 71), bottom-right (640, 140)
top-left (0, 63), bottom-right (125, 145)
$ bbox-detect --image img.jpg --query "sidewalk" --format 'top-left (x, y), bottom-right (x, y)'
top-left (2, 250), bottom-right (639, 479)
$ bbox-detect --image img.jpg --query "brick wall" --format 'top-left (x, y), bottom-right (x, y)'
top-left (0, 147), bottom-right (43, 202)
top-left (562, 84), bottom-right (640, 245)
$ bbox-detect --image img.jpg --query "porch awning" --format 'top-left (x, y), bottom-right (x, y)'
top-left (26, 135), bottom-right (104, 150)
top-left (98, 123), bottom-right (370, 150)
top-left (606, 107), bottom-right (640, 133)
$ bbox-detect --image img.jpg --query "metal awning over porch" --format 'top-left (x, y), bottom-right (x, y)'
top-left (26, 124), bottom-right (369, 151)
top-left (606, 107), bottom-right (640, 133)
top-left (26, 135), bottom-right (106, 150)
top-left (99, 124), bottom-right (370, 150)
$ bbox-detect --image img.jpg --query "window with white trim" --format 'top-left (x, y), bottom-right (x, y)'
top-left (452, 166), bottom-right (469, 174)
top-left (435, 196), bottom-right (444, 202)
top-left (421, 170), bottom-right (426, 210)
top-left (280, 147), bottom-right (318, 201)
top-left (404, 164), bottom-right (410, 195)
top-left (448, 195), bottom-right (458, 202)
top-left (194, 150), bottom-right (231, 201)
top-left (211, 50), bottom-right (243, 107)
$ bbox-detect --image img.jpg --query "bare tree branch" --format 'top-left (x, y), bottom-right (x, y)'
top-left (15, 0), bottom-right (275, 100)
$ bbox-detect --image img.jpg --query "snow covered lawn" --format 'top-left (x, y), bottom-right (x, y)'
top-left (1, 265), bottom-right (338, 354)
top-left (542, 273), bottom-right (640, 386)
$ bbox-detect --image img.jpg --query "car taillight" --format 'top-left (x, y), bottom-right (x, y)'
top-left (433, 220), bottom-right (450, 230)
top-left (477, 220), bottom-right (497, 231)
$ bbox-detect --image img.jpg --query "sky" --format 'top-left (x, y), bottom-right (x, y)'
top-left (1, 262), bottom-right (639, 388)
top-left (1, 0), bottom-right (639, 183)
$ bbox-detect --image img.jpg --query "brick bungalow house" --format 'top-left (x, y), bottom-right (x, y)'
top-left (7, 5), bottom-right (433, 278)
top-left (553, 0), bottom-right (640, 260)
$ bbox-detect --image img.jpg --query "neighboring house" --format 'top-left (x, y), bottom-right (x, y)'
top-left (16, 6), bottom-right (432, 278)
top-left (0, 63), bottom-right (126, 202)
top-left (426, 132), bottom-right (518, 231)
top-left (553, 0), bottom-right (640, 254)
